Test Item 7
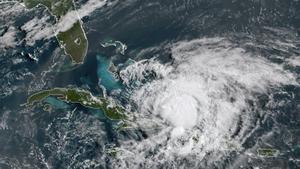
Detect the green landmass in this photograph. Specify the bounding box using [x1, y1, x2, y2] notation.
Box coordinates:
[57, 21, 88, 63]
[257, 148, 279, 157]
[22, 0, 88, 64]
[27, 88, 126, 120]
[22, 0, 74, 19]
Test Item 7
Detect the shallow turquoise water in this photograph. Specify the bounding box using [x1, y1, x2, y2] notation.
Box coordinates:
[96, 55, 122, 92]
[44, 97, 70, 109]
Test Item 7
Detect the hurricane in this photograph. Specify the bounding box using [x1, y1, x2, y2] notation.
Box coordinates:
[1, 0, 300, 168]
[114, 37, 298, 168]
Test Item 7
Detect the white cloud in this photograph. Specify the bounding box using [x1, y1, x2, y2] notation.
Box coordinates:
[18, 0, 108, 45]
[0, 26, 17, 48]
[56, 0, 107, 32]
[0, 2, 25, 49]
[0, 2, 24, 18]
[115, 38, 298, 168]
[287, 56, 300, 67]
[21, 16, 54, 46]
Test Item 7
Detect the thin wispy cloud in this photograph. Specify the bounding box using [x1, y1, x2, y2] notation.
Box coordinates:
[21, 16, 54, 46]
[57, 0, 107, 32]
[18, 0, 108, 45]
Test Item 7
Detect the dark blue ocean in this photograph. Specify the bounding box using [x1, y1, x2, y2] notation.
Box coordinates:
[0, 0, 300, 168]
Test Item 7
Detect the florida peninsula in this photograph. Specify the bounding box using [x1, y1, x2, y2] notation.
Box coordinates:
[22, 0, 88, 63]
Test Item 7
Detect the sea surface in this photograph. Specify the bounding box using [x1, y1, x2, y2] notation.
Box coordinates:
[0, 0, 300, 168]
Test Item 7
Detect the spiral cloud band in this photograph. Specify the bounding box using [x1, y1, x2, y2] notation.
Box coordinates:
[116, 37, 297, 168]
